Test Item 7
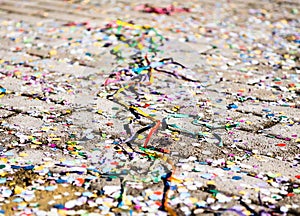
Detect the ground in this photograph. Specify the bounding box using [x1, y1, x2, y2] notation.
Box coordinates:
[0, 0, 299, 215]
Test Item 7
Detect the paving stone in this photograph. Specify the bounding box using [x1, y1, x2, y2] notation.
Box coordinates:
[6, 114, 43, 131]
[0, 4, 40, 15]
[0, 109, 14, 118]
[0, 12, 56, 24]
[208, 81, 283, 101]
[266, 123, 300, 141]
[221, 129, 299, 160]
[235, 100, 300, 121]
[0, 77, 41, 93]
[0, 50, 40, 63]
[27, 59, 101, 77]
[0, 94, 64, 113]
[44, 11, 91, 22]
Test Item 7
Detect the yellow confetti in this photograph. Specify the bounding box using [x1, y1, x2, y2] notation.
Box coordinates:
[19, 152, 28, 157]
[41, 127, 50, 132]
[32, 140, 42, 144]
[137, 42, 144, 50]
[34, 166, 44, 171]
[58, 210, 68, 215]
[0, 158, 7, 163]
[226, 161, 235, 166]
[254, 49, 262, 55]
[137, 134, 144, 140]
[14, 186, 25, 194]
[207, 181, 215, 185]
[171, 106, 180, 112]
[97, 109, 103, 114]
[113, 44, 122, 52]
[239, 190, 246, 195]
[49, 49, 57, 56]
[116, 20, 142, 30]
[245, 121, 252, 125]
[245, 210, 252, 216]
[189, 197, 198, 203]
[93, 41, 102, 46]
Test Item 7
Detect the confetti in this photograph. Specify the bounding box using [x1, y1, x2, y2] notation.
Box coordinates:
[0, 0, 298, 215]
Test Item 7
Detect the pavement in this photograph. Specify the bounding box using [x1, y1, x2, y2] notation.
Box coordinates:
[0, 0, 299, 215]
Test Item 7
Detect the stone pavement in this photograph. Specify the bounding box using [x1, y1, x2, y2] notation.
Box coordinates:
[0, 0, 299, 215]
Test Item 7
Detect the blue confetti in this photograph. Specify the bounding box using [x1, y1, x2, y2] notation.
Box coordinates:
[149, 194, 159, 200]
[56, 179, 68, 184]
[82, 191, 93, 197]
[227, 103, 238, 109]
[53, 204, 65, 209]
[0, 87, 6, 94]
[11, 165, 21, 169]
[201, 173, 214, 180]
[232, 176, 242, 180]
[23, 165, 35, 170]
[45, 186, 57, 191]
[12, 198, 24, 203]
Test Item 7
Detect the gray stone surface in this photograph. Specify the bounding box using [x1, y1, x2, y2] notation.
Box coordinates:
[0, 0, 299, 215]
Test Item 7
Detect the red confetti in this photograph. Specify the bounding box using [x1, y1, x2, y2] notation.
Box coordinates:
[295, 175, 300, 179]
[154, 191, 162, 195]
[276, 143, 286, 147]
[155, 201, 162, 206]
[289, 83, 295, 87]
[106, 122, 114, 126]
[135, 4, 190, 15]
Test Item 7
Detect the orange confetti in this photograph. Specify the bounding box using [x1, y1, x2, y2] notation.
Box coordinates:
[76, 178, 84, 185]
[67, 146, 74, 151]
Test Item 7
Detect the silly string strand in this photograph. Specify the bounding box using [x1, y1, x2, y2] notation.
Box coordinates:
[100, 20, 240, 215]
[100, 20, 165, 61]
